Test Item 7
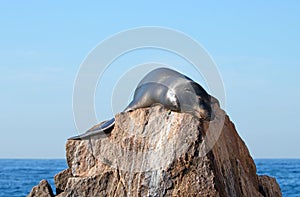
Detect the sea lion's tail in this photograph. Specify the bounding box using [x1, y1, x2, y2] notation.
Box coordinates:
[68, 118, 115, 140]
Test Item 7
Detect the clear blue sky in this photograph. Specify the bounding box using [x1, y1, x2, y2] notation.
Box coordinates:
[0, 1, 299, 158]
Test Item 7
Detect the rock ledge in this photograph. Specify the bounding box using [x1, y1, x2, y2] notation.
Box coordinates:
[28, 105, 282, 197]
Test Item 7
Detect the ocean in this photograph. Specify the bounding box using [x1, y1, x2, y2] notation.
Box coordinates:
[256, 159, 300, 197]
[0, 159, 67, 197]
[0, 159, 299, 197]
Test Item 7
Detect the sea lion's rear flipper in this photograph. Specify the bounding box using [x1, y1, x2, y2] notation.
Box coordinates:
[68, 118, 115, 140]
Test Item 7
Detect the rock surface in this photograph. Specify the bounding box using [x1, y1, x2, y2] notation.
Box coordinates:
[27, 179, 54, 197]
[54, 168, 72, 195]
[258, 175, 283, 197]
[28, 104, 282, 196]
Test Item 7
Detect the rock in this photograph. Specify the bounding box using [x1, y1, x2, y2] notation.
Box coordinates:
[54, 168, 72, 195]
[258, 175, 282, 197]
[28, 102, 282, 196]
[27, 179, 54, 197]
[60, 104, 281, 196]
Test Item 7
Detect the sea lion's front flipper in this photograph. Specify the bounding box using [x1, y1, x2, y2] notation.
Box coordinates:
[68, 118, 115, 140]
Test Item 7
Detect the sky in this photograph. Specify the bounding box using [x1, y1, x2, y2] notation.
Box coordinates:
[0, 1, 299, 159]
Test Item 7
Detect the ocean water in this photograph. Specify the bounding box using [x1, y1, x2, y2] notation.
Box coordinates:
[255, 159, 300, 197]
[0, 159, 67, 197]
[0, 159, 299, 197]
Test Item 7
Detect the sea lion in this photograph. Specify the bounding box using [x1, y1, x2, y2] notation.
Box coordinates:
[69, 67, 215, 140]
